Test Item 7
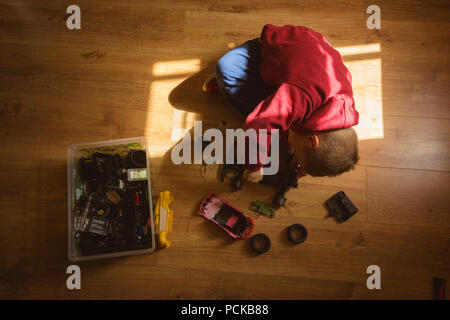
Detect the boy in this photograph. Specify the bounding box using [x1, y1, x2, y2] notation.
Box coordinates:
[204, 24, 360, 183]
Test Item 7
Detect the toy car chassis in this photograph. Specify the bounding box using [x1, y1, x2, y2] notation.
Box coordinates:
[200, 194, 254, 239]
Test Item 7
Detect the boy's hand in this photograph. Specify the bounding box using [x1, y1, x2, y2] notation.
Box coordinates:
[244, 168, 264, 183]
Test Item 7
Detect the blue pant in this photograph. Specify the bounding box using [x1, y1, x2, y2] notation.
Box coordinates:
[216, 39, 275, 116]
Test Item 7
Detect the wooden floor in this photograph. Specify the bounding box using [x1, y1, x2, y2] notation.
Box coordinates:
[0, 0, 449, 299]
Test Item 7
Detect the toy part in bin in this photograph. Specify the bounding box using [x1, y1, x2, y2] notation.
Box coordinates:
[154, 191, 174, 248]
[200, 194, 254, 240]
[127, 168, 148, 181]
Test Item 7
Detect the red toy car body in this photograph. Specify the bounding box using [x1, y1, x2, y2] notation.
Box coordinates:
[200, 194, 254, 239]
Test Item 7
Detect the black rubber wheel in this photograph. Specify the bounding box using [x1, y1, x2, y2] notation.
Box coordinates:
[130, 150, 147, 168]
[287, 224, 308, 244]
[250, 233, 271, 254]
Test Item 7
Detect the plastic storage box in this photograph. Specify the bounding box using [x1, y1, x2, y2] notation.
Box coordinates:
[67, 137, 156, 261]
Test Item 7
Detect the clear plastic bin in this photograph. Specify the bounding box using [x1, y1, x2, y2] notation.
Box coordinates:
[67, 137, 155, 261]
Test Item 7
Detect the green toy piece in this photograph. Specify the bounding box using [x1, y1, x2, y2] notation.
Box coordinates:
[249, 201, 276, 218]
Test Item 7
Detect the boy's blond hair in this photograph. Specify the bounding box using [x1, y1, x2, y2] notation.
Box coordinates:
[305, 127, 359, 177]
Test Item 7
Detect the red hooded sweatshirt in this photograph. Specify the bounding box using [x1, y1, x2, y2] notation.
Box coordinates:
[244, 24, 359, 171]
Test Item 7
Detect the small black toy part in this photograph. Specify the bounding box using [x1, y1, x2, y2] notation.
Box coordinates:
[221, 163, 245, 190]
[78, 232, 112, 254]
[273, 168, 299, 207]
[433, 278, 447, 300]
[326, 191, 358, 223]
[261, 148, 299, 208]
[250, 233, 271, 254]
[231, 174, 243, 190]
[78, 158, 97, 182]
[287, 223, 308, 244]
[78, 152, 119, 184]
[274, 193, 287, 207]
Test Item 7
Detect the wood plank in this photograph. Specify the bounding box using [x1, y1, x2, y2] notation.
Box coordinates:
[359, 116, 449, 171]
[1, 0, 449, 300]
[367, 167, 450, 227]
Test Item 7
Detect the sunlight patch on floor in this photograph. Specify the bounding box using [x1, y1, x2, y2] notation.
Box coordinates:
[152, 59, 202, 77]
[145, 44, 383, 152]
[339, 44, 383, 140]
[336, 43, 380, 56]
[145, 59, 202, 157]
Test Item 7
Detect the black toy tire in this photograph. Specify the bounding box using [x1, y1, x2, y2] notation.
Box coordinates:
[250, 233, 271, 254]
[287, 223, 308, 244]
[130, 150, 147, 168]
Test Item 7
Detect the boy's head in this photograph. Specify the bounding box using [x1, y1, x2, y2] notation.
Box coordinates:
[288, 127, 359, 177]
